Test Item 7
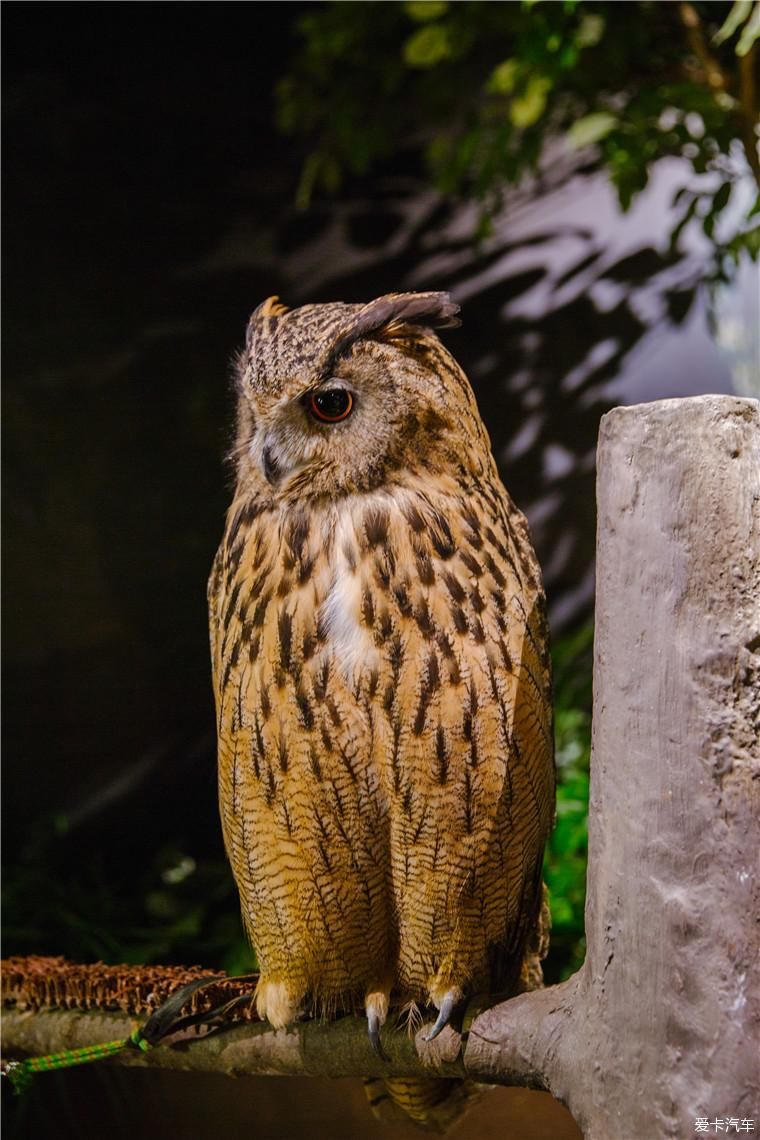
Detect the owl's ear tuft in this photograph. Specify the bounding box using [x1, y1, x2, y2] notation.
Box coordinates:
[246, 296, 291, 346]
[256, 296, 291, 320]
[360, 292, 460, 335]
[336, 292, 460, 357]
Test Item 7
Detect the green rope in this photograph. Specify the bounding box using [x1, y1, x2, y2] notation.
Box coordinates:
[4, 1030, 151, 1095]
[3, 973, 233, 1095]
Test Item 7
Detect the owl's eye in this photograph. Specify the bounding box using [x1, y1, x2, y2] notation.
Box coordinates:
[306, 388, 354, 424]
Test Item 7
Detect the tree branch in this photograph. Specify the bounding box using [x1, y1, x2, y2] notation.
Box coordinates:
[1, 1004, 469, 1082]
[738, 43, 760, 186]
[679, 0, 760, 185]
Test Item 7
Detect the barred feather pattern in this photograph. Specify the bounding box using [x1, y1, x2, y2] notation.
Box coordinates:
[209, 292, 554, 1040]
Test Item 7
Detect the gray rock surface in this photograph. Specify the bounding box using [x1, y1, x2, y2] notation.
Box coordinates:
[467, 395, 760, 1138]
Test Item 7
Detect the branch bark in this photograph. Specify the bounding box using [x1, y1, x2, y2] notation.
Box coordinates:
[678, 1, 760, 186]
[3, 396, 758, 1140]
[0, 1005, 467, 1080]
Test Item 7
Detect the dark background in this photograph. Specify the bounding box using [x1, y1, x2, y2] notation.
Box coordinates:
[4, 5, 300, 969]
[2, 4, 750, 1138]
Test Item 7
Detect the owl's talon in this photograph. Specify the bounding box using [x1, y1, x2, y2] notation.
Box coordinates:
[422, 991, 458, 1042]
[368, 1010, 390, 1062]
[139, 976, 226, 1045]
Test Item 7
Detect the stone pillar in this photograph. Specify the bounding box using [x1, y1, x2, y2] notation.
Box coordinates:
[466, 395, 760, 1139]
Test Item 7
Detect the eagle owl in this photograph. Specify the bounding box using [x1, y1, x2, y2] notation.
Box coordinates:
[209, 291, 554, 1060]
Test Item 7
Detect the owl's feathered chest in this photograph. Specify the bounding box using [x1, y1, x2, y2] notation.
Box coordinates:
[211, 493, 393, 693]
[210, 479, 547, 743]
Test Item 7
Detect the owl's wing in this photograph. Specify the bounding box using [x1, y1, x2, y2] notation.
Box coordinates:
[372, 486, 554, 998]
[207, 545, 224, 691]
[207, 502, 255, 707]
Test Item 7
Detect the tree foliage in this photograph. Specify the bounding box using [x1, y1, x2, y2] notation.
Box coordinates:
[278, 1, 759, 261]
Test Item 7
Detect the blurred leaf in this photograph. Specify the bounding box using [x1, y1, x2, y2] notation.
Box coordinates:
[510, 74, 552, 128]
[549, 895, 575, 926]
[713, 0, 753, 45]
[741, 222, 760, 257]
[737, 2, 760, 53]
[403, 23, 451, 67]
[489, 58, 521, 94]
[569, 111, 618, 149]
[559, 43, 579, 69]
[405, 0, 449, 22]
[575, 12, 605, 47]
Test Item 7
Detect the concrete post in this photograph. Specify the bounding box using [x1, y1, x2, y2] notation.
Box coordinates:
[466, 396, 760, 1138]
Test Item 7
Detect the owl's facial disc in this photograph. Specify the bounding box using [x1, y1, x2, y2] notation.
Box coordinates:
[241, 327, 461, 498]
[256, 380, 358, 486]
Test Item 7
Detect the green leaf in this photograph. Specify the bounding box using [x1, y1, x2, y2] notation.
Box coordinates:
[559, 44, 579, 70]
[568, 111, 618, 149]
[404, 0, 449, 22]
[713, 0, 753, 46]
[737, 2, 760, 54]
[403, 23, 451, 67]
[575, 12, 606, 48]
[510, 74, 552, 129]
[489, 59, 521, 94]
[742, 222, 760, 258]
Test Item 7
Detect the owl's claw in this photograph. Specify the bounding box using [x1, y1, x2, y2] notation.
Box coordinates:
[422, 990, 458, 1042]
[367, 1009, 390, 1062]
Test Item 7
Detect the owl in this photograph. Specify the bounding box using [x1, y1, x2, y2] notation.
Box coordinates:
[209, 291, 554, 1060]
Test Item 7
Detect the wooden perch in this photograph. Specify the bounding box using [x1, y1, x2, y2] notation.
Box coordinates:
[3, 396, 758, 1140]
[0, 1003, 469, 1081]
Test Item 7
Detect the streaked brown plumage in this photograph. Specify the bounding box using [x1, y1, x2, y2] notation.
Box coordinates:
[209, 292, 554, 1059]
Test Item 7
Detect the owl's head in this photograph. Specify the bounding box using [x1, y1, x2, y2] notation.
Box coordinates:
[232, 291, 489, 501]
